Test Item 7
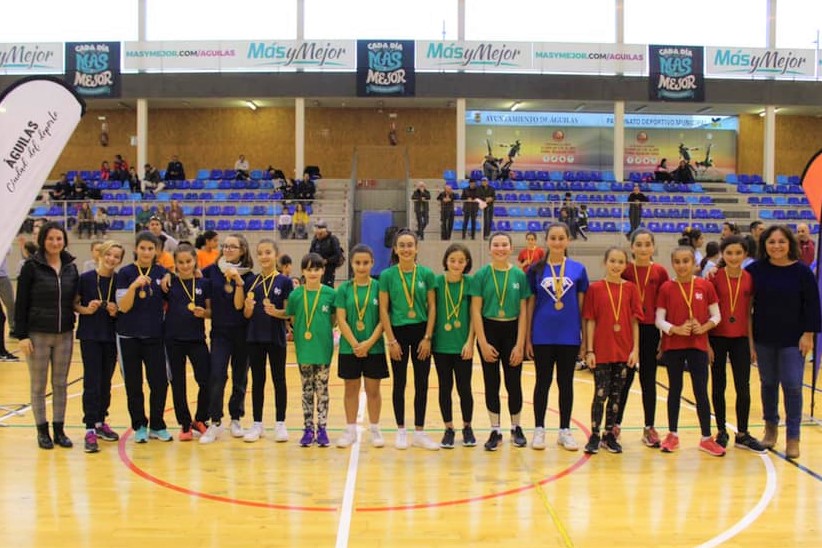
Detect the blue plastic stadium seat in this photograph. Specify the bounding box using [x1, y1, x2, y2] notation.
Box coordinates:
[191, 206, 203, 216]
[453, 219, 464, 232]
[512, 221, 527, 232]
[110, 220, 125, 231]
[196, 169, 210, 180]
[221, 206, 237, 216]
[603, 221, 618, 233]
[497, 220, 512, 232]
[214, 219, 230, 231]
[588, 221, 603, 233]
[527, 221, 542, 232]
[725, 174, 738, 184]
[549, 171, 563, 182]
[237, 205, 252, 216]
[206, 205, 221, 216]
[231, 220, 247, 231]
[250, 169, 264, 181]
[523, 170, 537, 181]
[262, 219, 275, 231]
[507, 207, 521, 217]
[248, 219, 263, 230]
[191, 180, 205, 190]
[647, 222, 661, 232]
[204, 220, 216, 230]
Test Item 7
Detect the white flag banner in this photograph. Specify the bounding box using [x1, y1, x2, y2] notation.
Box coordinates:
[0, 76, 85, 258]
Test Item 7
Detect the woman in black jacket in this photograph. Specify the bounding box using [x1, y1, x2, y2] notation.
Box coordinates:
[15, 222, 80, 449]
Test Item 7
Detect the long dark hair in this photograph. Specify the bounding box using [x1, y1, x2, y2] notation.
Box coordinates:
[700, 241, 720, 271]
[758, 224, 801, 262]
[529, 222, 569, 286]
[389, 228, 418, 265]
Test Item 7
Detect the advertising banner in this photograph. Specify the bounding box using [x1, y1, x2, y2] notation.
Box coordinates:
[706, 47, 816, 79]
[532, 42, 646, 74]
[0, 77, 85, 259]
[648, 45, 705, 102]
[0, 43, 63, 74]
[65, 42, 121, 97]
[417, 40, 532, 71]
[357, 40, 414, 96]
[124, 40, 355, 71]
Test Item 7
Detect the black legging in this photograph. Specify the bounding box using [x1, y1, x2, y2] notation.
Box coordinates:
[462, 207, 478, 239]
[80, 340, 117, 429]
[391, 322, 431, 428]
[167, 340, 210, 428]
[247, 343, 287, 422]
[616, 323, 660, 427]
[480, 318, 523, 420]
[532, 344, 578, 429]
[434, 353, 473, 424]
[709, 336, 752, 433]
[591, 362, 628, 434]
[663, 349, 711, 437]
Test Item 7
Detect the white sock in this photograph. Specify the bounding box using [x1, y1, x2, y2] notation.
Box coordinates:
[347, 424, 357, 434]
[492, 426, 502, 434]
[370, 423, 380, 432]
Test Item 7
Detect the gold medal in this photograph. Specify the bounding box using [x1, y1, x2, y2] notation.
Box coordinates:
[263, 298, 271, 306]
[352, 281, 373, 335]
[138, 290, 147, 299]
[729, 316, 736, 324]
[453, 320, 461, 329]
[548, 259, 567, 314]
[605, 280, 624, 334]
[498, 310, 505, 318]
[398, 265, 418, 319]
[304, 332, 313, 340]
[303, 287, 323, 341]
[554, 301, 564, 311]
[356, 320, 366, 331]
[408, 310, 416, 319]
[725, 270, 743, 326]
[613, 324, 621, 332]
[444, 323, 452, 332]
[187, 302, 196, 312]
[224, 283, 233, 293]
[100, 301, 108, 308]
[491, 266, 510, 319]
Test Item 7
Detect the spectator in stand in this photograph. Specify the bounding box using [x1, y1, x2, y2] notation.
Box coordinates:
[165, 155, 186, 181]
[309, 220, 342, 287]
[576, 204, 589, 241]
[654, 158, 672, 182]
[234, 154, 250, 181]
[293, 203, 310, 240]
[73, 174, 89, 201]
[627, 184, 649, 235]
[77, 202, 94, 239]
[93, 206, 108, 237]
[127, 166, 142, 194]
[477, 177, 496, 240]
[165, 200, 186, 238]
[278, 208, 293, 240]
[720, 222, 741, 240]
[100, 161, 111, 181]
[49, 174, 71, 202]
[296, 173, 316, 205]
[461, 178, 479, 240]
[147, 216, 178, 253]
[143, 163, 165, 194]
[195, 230, 220, 269]
[112, 154, 129, 181]
[436, 184, 456, 240]
[135, 204, 153, 232]
[797, 223, 815, 266]
[411, 181, 431, 240]
[671, 160, 695, 184]
[279, 178, 294, 203]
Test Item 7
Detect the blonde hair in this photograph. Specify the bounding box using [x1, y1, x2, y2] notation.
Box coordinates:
[97, 240, 125, 266]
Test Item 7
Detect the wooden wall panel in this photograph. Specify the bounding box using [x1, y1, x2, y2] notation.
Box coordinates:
[737, 114, 763, 176]
[775, 116, 822, 177]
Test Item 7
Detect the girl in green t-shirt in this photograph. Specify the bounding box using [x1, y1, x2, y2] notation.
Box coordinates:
[378, 230, 439, 451]
[471, 232, 532, 452]
[433, 243, 477, 449]
[335, 244, 389, 449]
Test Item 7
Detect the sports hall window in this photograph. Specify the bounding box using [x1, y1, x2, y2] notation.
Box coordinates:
[304, 0, 458, 40]
[145, 0, 297, 40]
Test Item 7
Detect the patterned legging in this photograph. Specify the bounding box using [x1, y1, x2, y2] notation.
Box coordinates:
[591, 363, 628, 435]
[299, 364, 331, 429]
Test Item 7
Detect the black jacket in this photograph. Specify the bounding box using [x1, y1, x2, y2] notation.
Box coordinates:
[310, 233, 341, 268]
[14, 250, 79, 338]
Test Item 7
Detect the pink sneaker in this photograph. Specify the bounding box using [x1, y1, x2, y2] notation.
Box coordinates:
[699, 437, 726, 457]
[642, 426, 661, 448]
[660, 432, 679, 453]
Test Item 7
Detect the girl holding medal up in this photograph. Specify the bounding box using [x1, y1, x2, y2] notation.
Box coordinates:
[75, 240, 124, 453]
[655, 246, 725, 456]
[517, 231, 545, 273]
[526, 223, 588, 451]
[165, 244, 212, 441]
[242, 239, 292, 443]
[379, 229, 439, 451]
[335, 245, 389, 449]
[116, 232, 171, 443]
[581, 248, 642, 454]
[284, 253, 337, 447]
[708, 236, 766, 453]
[473, 232, 532, 451]
[433, 243, 478, 448]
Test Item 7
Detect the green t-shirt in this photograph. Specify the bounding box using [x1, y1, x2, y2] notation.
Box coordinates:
[433, 274, 477, 354]
[285, 285, 337, 365]
[473, 264, 532, 319]
[378, 264, 436, 326]
[335, 279, 385, 356]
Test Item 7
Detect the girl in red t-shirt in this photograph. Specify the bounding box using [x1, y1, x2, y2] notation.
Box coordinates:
[517, 232, 545, 273]
[619, 228, 669, 448]
[582, 248, 642, 454]
[708, 236, 766, 453]
[655, 246, 725, 456]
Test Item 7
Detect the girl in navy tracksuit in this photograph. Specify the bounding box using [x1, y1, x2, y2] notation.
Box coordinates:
[116, 231, 170, 443]
[165, 243, 212, 441]
[75, 240, 125, 453]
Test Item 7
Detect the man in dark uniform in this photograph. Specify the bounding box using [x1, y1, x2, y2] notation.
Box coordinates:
[411, 181, 431, 240]
[309, 220, 342, 287]
[477, 177, 496, 239]
[461, 179, 480, 240]
[437, 184, 456, 240]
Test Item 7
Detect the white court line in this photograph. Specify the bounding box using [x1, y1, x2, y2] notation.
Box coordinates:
[335, 390, 366, 548]
[0, 381, 126, 424]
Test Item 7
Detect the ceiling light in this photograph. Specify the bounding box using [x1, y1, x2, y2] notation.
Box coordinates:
[245, 100, 258, 111]
[510, 101, 521, 112]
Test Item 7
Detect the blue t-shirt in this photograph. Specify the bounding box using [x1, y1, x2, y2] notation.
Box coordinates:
[528, 258, 589, 345]
[202, 264, 254, 330]
[164, 276, 211, 342]
[76, 270, 116, 342]
[246, 272, 293, 345]
[116, 263, 168, 339]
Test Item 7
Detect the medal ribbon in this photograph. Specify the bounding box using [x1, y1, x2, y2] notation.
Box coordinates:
[353, 281, 372, 324]
[491, 267, 510, 310]
[632, 262, 653, 304]
[725, 270, 742, 318]
[398, 264, 417, 312]
[96, 271, 114, 303]
[605, 280, 624, 326]
[303, 287, 322, 333]
[549, 259, 567, 305]
[676, 278, 695, 319]
[178, 275, 196, 307]
[135, 263, 153, 296]
[444, 278, 464, 322]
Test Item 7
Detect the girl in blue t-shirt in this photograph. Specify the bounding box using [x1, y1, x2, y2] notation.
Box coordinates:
[526, 222, 589, 451]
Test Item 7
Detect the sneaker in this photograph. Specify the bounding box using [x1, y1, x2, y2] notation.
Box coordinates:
[134, 426, 149, 444]
[274, 422, 289, 442]
[462, 426, 477, 447]
[316, 427, 330, 447]
[584, 433, 601, 454]
[84, 431, 99, 453]
[557, 428, 579, 451]
[734, 433, 767, 454]
[531, 427, 546, 450]
[371, 427, 385, 448]
[511, 426, 527, 448]
[642, 426, 661, 448]
[412, 431, 440, 451]
[440, 428, 456, 449]
[243, 423, 264, 443]
[484, 430, 503, 451]
[715, 430, 730, 449]
[179, 428, 194, 441]
[337, 429, 357, 448]
[660, 432, 680, 453]
[299, 427, 315, 447]
[229, 420, 245, 438]
[395, 428, 408, 450]
[95, 423, 119, 442]
[191, 421, 208, 436]
[199, 423, 222, 444]
[0, 352, 19, 362]
[149, 429, 173, 442]
[699, 437, 726, 457]
[602, 431, 623, 453]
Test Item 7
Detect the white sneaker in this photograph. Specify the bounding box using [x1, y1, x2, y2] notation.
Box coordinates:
[199, 423, 222, 445]
[370, 427, 385, 448]
[557, 428, 579, 451]
[395, 428, 408, 450]
[412, 431, 440, 451]
[336, 429, 357, 448]
[243, 422, 264, 443]
[532, 427, 546, 450]
[230, 420, 244, 438]
[274, 422, 289, 442]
